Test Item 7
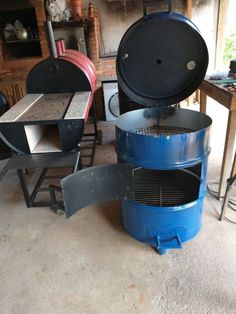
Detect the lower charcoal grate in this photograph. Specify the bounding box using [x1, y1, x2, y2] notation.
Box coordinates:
[133, 168, 200, 206]
[135, 125, 193, 136]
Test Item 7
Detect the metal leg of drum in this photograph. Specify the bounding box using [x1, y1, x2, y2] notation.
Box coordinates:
[79, 152, 83, 170]
[48, 185, 64, 215]
[17, 168, 49, 208]
[80, 99, 98, 167]
[90, 99, 98, 166]
[92, 99, 98, 141]
[220, 174, 236, 221]
[72, 151, 81, 173]
[30, 168, 49, 206]
[17, 169, 31, 208]
[89, 138, 96, 167]
[82, 99, 98, 140]
[158, 249, 167, 255]
[0, 164, 8, 181]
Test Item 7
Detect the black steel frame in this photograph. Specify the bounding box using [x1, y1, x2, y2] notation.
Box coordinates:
[4, 150, 81, 214]
[0, 98, 98, 213]
[80, 99, 98, 167]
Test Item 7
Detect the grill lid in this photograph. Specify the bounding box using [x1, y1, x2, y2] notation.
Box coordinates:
[116, 11, 208, 107]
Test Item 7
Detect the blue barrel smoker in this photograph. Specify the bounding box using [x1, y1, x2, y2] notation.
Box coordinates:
[116, 108, 212, 254]
[113, 4, 211, 254]
[61, 2, 212, 255]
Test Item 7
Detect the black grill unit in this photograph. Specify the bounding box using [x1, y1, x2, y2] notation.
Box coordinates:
[0, 22, 97, 212]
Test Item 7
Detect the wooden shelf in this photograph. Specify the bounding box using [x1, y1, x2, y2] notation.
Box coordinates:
[2, 39, 39, 44]
[51, 19, 93, 32]
[0, 0, 50, 107]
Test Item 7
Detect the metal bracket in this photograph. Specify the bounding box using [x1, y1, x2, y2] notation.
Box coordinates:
[143, 0, 173, 16]
[155, 229, 183, 254]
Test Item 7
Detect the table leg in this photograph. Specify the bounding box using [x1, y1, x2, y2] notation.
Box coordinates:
[218, 110, 236, 198]
[200, 90, 207, 113]
[230, 152, 236, 178]
[17, 169, 31, 207]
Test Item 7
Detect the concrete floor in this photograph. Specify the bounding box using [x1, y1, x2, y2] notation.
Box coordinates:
[0, 101, 236, 314]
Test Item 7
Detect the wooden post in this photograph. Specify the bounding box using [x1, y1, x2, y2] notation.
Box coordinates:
[200, 90, 207, 114]
[186, 0, 192, 19]
[215, 0, 229, 69]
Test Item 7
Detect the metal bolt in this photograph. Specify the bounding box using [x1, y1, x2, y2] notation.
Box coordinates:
[122, 53, 129, 60]
[187, 60, 196, 70]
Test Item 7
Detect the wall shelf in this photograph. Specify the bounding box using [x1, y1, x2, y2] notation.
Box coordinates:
[0, 6, 42, 61]
[0, 0, 50, 107]
[51, 19, 93, 31]
[2, 39, 39, 44]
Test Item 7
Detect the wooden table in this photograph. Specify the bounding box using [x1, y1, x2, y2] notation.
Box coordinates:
[199, 79, 236, 198]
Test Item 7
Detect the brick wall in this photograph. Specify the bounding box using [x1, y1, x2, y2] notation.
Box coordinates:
[87, 11, 116, 119]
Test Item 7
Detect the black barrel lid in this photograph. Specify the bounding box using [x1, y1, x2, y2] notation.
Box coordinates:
[116, 12, 208, 107]
[26, 57, 91, 94]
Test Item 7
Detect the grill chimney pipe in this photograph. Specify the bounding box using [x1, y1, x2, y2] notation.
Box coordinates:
[44, 21, 58, 58]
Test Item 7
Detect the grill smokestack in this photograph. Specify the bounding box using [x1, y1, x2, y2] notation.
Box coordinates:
[44, 21, 58, 59]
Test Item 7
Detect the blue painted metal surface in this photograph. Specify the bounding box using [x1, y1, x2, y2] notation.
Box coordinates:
[116, 108, 212, 169]
[116, 108, 212, 254]
[121, 159, 209, 255]
[121, 197, 203, 255]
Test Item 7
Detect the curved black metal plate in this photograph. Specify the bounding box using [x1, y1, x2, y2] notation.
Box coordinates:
[116, 12, 208, 107]
[61, 164, 135, 218]
[58, 120, 84, 152]
[26, 58, 91, 94]
[0, 123, 30, 154]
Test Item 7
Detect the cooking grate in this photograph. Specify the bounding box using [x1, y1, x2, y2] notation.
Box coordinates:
[133, 168, 200, 206]
[135, 125, 193, 136]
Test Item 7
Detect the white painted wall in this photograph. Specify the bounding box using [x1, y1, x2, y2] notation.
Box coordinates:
[192, 0, 219, 70]
[84, 0, 219, 68]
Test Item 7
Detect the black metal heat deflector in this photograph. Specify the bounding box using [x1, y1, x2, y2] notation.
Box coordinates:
[61, 164, 201, 218]
[62, 164, 135, 218]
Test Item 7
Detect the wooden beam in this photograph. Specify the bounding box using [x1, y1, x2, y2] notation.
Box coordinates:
[215, 0, 229, 69]
[186, 0, 192, 19]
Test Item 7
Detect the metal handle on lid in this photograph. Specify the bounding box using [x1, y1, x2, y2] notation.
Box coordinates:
[143, 0, 173, 16]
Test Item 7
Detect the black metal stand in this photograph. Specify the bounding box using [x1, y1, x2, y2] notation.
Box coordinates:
[220, 174, 236, 223]
[80, 99, 99, 167]
[1, 114, 98, 214]
[0, 162, 9, 180]
[220, 149, 236, 223]
[0, 97, 98, 213]
[3, 151, 81, 214]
